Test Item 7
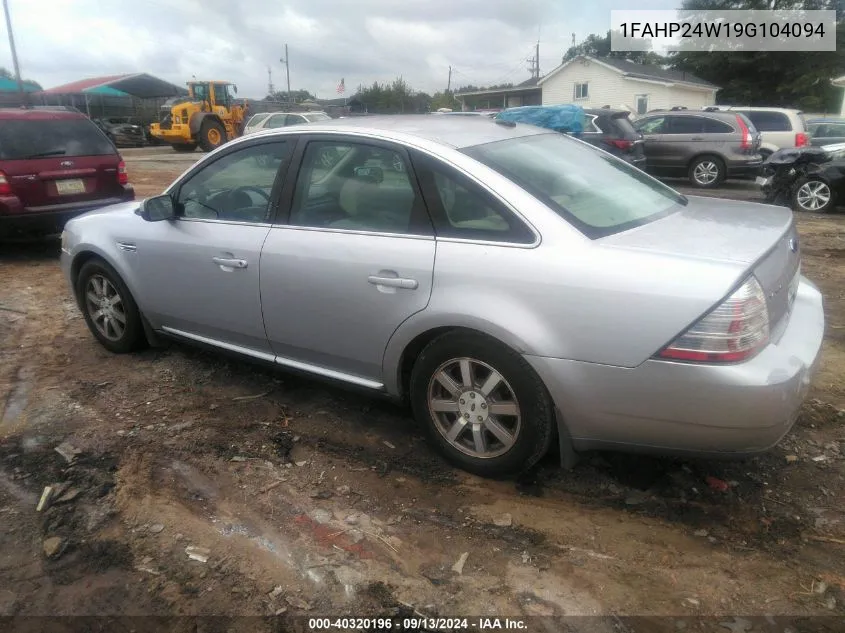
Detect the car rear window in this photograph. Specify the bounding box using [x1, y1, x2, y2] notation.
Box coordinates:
[303, 113, 331, 122]
[464, 133, 685, 239]
[737, 110, 791, 132]
[0, 118, 115, 160]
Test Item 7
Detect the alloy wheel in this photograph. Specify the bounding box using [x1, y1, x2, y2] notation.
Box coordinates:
[427, 357, 521, 459]
[796, 180, 831, 211]
[693, 160, 719, 186]
[85, 274, 127, 342]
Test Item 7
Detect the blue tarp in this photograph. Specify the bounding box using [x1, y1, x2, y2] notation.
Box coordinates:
[495, 104, 585, 135]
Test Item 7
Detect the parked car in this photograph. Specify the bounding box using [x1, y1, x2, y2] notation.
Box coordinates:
[242, 111, 332, 135]
[758, 144, 845, 213]
[806, 118, 845, 147]
[581, 108, 646, 169]
[716, 107, 810, 157]
[0, 108, 134, 238]
[93, 116, 147, 148]
[632, 110, 763, 187]
[60, 116, 823, 478]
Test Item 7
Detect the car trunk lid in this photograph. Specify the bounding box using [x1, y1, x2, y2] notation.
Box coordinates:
[3, 155, 124, 211]
[600, 195, 800, 336]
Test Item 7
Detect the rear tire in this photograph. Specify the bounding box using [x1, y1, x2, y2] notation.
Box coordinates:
[172, 143, 197, 153]
[199, 120, 227, 152]
[792, 177, 835, 213]
[688, 155, 725, 188]
[76, 259, 147, 354]
[409, 331, 555, 479]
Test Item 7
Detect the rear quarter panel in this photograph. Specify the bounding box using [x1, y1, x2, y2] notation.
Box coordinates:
[382, 230, 745, 396]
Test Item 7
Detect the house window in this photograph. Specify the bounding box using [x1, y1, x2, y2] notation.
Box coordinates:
[574, 82, 589, 100]
[636, 95, 649, 115]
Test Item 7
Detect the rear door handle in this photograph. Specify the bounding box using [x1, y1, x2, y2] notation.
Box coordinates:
[367, 275, 418, 290]
[691, 136, 705, 141]
[212, 256, 248, 269]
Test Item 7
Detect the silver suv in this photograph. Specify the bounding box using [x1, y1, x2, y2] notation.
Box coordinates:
[633, 110, 763, 187]
[717, 107, 810, 158]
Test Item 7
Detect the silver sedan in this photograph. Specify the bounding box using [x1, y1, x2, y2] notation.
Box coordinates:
[60, 116, 825, 477]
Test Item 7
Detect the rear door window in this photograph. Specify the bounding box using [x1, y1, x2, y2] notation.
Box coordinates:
[666, 116, 706, 134]
[0, 118, 115, 159]
[702, 118, 734, 133]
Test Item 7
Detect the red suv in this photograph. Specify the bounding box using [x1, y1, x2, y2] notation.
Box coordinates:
[0, 108, 134, 238]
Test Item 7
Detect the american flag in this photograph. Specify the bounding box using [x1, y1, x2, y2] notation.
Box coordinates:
[336, 78, 345, 94]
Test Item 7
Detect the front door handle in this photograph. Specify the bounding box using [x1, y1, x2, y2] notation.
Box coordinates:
[368, 275, 418, 290]
[691, 136, 704, 141]
[212, 256, 248, 269]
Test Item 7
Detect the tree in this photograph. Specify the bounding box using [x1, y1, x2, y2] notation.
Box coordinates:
[671, 0, 845, 110]
[563, 31, 666, 65]
[265, 89, 315, 102]
[354, 77, 431, 113]
[0, 66, 40, 89]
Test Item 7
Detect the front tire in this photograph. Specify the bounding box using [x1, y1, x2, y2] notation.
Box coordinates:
[792, 177, 835, 213]
[409, 331, 555, 478]
[689, 155, 725, 188]
[199, 120, 227, 152]
[76, 259, 146, 354]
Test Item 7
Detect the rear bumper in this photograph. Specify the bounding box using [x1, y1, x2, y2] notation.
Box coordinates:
[0, 187, 135, 235]
[526, 277, 825, 457]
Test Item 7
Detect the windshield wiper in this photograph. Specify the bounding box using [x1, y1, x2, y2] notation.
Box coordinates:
[25, 150, 67, 158]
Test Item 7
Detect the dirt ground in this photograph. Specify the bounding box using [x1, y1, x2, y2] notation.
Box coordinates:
[2, 152, 845, 629]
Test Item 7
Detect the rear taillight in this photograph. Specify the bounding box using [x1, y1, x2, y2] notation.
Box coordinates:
[0, 170, 11, 195]
[117, 159, 128, 185]
[736, 115, 751, 150]
[657, 276, 769, 363]
[795, 132, 809, 147]
[604, 139, 633, 150]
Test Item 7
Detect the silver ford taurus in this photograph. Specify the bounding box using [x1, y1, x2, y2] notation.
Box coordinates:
[60, 115, 825, 477]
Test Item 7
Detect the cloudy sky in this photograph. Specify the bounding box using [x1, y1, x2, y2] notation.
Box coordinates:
[3, 0, 678, 99]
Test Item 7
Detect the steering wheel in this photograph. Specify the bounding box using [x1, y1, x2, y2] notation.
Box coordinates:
[231, 185, 271, 203]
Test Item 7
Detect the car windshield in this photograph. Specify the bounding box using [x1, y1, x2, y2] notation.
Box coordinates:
[464, 133, 686, 238]
[303, 112, 331, 122]
[0, 118, 116, 159]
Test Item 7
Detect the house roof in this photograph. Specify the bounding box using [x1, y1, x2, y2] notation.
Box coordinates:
[538, 56, 719, 91]
[40, 73, 188, 98]
[454, 77, 542, 98]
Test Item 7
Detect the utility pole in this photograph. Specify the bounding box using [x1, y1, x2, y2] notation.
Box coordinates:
[267, 66, 274, 97]
[279, 44, 291, 105]
[2, 0, 26, 107]
[447, 65, 452, 93]
[535, 40, 540, 79]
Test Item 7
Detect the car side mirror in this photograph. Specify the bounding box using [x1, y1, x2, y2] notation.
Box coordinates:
[139, 194, 177, 222]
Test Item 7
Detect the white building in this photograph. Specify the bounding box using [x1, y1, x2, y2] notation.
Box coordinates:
[538, 55, 719, 115]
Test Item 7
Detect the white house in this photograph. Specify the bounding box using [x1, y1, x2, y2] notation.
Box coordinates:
[538, 55, 719, 115]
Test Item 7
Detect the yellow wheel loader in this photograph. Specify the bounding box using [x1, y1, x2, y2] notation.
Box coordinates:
[149, 81, 248, 153]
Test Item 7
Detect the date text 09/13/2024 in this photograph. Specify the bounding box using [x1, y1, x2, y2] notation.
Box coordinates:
[307, 618, 527, 630]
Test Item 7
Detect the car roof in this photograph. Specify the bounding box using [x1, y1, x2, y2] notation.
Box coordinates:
[250, 114, 549, 149]
[0, 108, 87, 120]
[725, 106, 803, 114]
[640, 109, 738, 121]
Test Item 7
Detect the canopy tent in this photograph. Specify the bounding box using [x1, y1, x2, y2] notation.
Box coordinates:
[40, 73, 188, 99]
[37, 73, 189, 120]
